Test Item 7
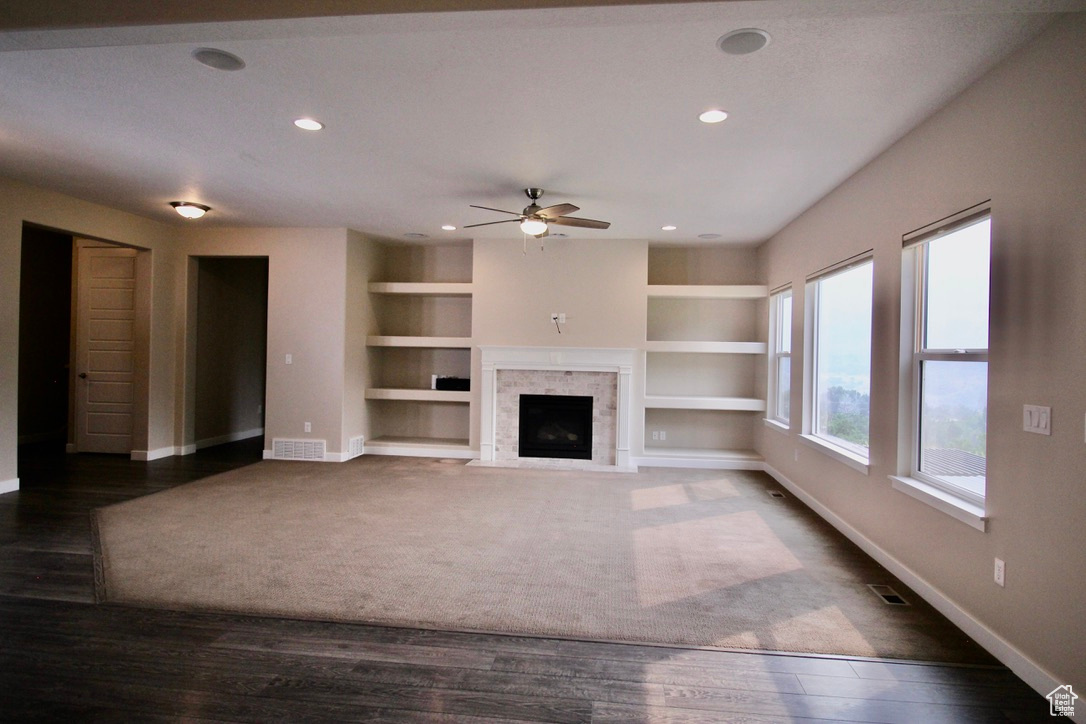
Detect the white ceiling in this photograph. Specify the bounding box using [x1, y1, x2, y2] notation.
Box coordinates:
[0, 1, 1078, 244]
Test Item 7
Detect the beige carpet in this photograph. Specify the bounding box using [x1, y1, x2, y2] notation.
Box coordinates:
[92, 456, 991, 662]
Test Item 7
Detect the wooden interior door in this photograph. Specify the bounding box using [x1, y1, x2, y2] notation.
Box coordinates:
[74, 243, 137, 454]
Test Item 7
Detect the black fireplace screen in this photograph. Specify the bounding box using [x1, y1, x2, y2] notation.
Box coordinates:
[518, 394, 593, 460]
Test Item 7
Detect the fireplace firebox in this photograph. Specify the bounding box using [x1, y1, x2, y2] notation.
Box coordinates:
[518, 394, 593, 460]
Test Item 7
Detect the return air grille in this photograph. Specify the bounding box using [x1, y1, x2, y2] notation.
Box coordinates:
[348, 436, 365, 460]
[867, 584, 910, 606]
[272, 438, 326, 461]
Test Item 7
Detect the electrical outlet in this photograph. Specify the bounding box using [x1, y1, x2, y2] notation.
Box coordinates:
[285, 353, 292, 365]
[659, 430, 666, 441]
[652, 431, 659, 441]
[304, 421, 311, 433]
[558, 313, 566, 323]
[994, 558, 1005, 587]
[257, 404, 263, 414]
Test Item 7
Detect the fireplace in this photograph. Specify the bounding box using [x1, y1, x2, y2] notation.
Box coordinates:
[479, 346, 637, 468]
[518, 394, 593, 460]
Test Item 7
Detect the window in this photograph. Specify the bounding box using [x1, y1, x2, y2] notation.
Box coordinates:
[804, 256, 873, 467]
[767, 287, 792, 426]
[904, 213, 990, 506]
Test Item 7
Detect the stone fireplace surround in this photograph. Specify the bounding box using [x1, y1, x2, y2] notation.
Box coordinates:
[479, 347, 636, 468]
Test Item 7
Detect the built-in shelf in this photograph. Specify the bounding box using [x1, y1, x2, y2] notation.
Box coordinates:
[366, 335, 472, 348]
[367, 282, 473, 296]
[644, 395, 766, 412]
[637, 447, 764, 470]
[644, 340, 766, 354]
[365, 435, 475, 459]
[647, 284, 767, 299]
[365, 388, 471, 403]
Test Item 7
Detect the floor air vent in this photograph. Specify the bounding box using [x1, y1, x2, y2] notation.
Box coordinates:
[767, 490, 786, 498]
[272, 438, 326, 461]
[867, 584, 910, 605]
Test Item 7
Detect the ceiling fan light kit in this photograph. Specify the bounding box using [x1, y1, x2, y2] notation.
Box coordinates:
[465, 188, 611, 244]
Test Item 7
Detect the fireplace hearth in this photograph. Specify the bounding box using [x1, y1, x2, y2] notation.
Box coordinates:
[518, 394, 593, 460]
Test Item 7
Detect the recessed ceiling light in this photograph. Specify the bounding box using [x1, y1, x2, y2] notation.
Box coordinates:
[404, 233, 429, 239]
[699, 109, 729, 124]
[293, 118, 324, 131]
[192, 48, 245, 71]
[717, 28, 771, 56]
[170, 201, 211, 219]
[662, 225, 677, 231]
[441, 225, 457, 231]
[698, 233, 723, 240]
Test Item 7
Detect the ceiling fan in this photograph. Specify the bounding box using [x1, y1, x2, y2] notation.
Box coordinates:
[465, 188, 611, 238]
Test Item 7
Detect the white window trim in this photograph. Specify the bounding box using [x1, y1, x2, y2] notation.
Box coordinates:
[802, 252, 873, 471]
[895, 203, 991, 528]
[767, 286, 792, 427]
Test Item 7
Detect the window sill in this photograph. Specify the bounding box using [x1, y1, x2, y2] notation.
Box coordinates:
[890, 476, 987, 532]
[763, 418, 790, 434]
[799, 434, 869, 474]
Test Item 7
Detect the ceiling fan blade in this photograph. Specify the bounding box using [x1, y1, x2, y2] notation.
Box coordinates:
[462, 219, 521, 228]
[469, 204, 520, 216]
[550, 216, 611, 230]
[537, 203, 579, 219]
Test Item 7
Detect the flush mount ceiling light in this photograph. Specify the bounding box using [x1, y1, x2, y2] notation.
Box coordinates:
[293, 118, 324, 131]
[192, 48, 245, 71]
[699, 109, 729, 124]
[717, 28, 771, 56]
[170, 201, 211, 219]
[441, 225, 457, 231]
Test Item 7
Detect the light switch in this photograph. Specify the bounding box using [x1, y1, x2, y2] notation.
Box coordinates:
[1023, 404, 1051, 435]
[285, 353, 293, 365]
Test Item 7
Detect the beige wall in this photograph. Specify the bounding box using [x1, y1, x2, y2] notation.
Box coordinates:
[0, 178, 183, 482]
[343, 230, 380, 452]
[177, 228, 354, 454]
[755, 14, 1086, 689]
[473, 238, 648, 348]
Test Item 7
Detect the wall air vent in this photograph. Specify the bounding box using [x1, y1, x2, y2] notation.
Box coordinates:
[867, 583, 910, 606]
[272, 438, 326, 461]
[348, 436, 365, 460]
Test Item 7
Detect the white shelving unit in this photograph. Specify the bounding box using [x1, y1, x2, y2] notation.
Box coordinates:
[640, 281, 767, 469]
[365, 249, 474, 458]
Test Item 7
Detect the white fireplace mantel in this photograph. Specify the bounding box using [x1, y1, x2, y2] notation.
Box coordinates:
[479, 346, 636, 467]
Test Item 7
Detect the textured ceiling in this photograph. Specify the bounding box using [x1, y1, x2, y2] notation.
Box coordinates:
[0, 1, 1079, 244]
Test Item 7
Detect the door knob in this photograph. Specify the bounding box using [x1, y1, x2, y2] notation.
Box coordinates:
[78, 372, 88, 379]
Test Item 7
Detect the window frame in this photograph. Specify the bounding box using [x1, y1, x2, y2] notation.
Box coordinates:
[801, 252, 874, 472]
[766, 286, 792, 429]
[903, 209, 991, 508]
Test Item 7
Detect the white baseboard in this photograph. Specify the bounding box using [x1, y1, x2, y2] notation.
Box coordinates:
[195, 428, 264, 451]
[130, 446, 177, 462]
[0, 477, 19, 495]
[763, 463, 1066, 703]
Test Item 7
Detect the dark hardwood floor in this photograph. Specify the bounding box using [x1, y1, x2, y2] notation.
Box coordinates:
[1, 440, 1049, 722]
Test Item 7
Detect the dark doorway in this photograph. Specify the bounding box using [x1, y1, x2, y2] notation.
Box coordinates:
[18, 226, 73, 447]
[194, 257, 269, 450]
[518, 394, 593, 460]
